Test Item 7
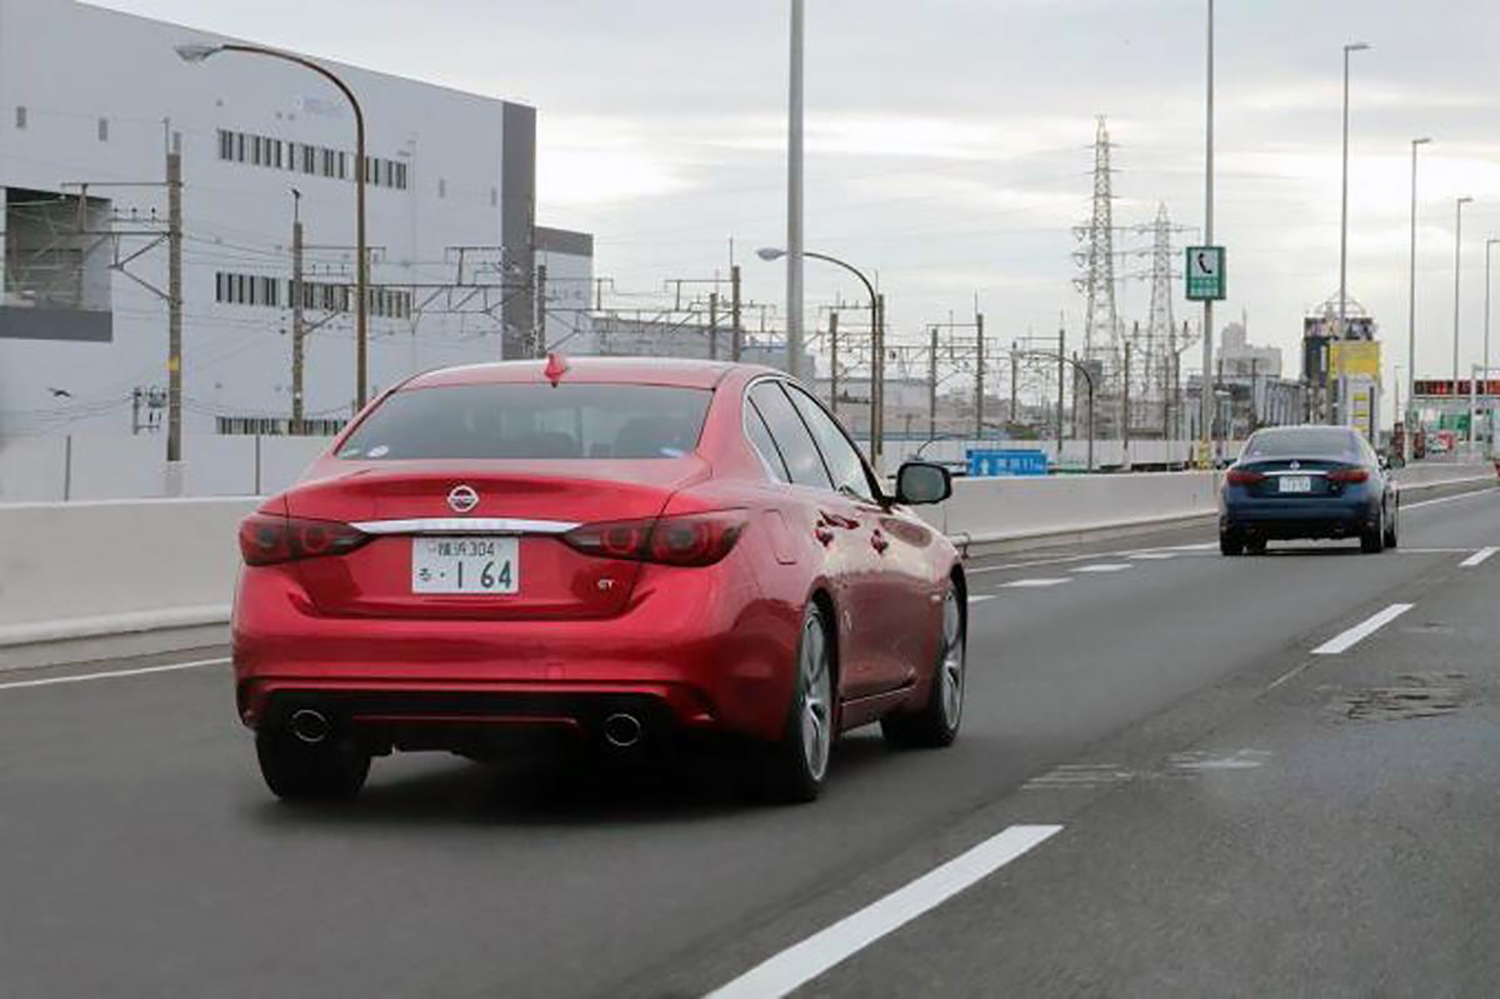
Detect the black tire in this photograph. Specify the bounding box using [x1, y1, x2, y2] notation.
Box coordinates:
[759, 603, 835, 804]
[1384, 504, 1399, 549]
[1360, 510, 1385, 554]
[1220, 529, 1244, 557]
[1245, 536, 1268, 556]
[256, 727, 371, 802]
[882, 583, 965, 749]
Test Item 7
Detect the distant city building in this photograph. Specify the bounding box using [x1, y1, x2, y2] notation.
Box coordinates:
[0, 0, 591, 437]
[1218, 320, 1282, 380]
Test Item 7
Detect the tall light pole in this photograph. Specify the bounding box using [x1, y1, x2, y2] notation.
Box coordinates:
[1338, 41, 1371, 347]
[1485, 238, 1499, 449]
[1453, 196, 1474, 400]
[176, 41, 371, 410]
[1200, 0, 1215, 464]
[784, 0, 805, 380]
[758, 247, 880, 465]
[1405, 137, 1431, 462]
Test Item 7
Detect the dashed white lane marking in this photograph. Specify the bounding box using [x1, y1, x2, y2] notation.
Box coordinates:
[1310, 603, 1415, 656]
[1072, 564, 1132, 574]
[0, 657, 230, 692]
[1129, 552, 1178, 561]
[706, 824, 1063, 999]
[969, 594, 998, 604]
[1460, 546, 1498, 568]
[1001, 578, 1072, 589]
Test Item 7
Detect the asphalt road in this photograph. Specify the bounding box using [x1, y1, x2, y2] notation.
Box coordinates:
[2, 481, 1498, 998]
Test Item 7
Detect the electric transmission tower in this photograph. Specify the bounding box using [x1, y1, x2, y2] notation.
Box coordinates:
[1074, 116, 1120, 356]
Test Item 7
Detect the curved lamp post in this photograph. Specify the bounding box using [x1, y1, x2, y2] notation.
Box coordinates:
[758, 247, 884, 468]
[176, 42, 371, 410]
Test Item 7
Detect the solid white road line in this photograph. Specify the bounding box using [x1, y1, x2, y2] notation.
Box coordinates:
[1001, 578, 1072, 589]
[0, 657, 230, 692]
[968, 594, 998, 604]
[706, 824, 1063, 999]
[1072, 564, 1132, 574]
[1129, 552, 1178, 561]
[1460, 546, 1498, 568]
[1310, 604, 1414, 656]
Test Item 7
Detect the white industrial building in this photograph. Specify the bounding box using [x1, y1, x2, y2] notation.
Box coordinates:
[0, 0, 592, 441]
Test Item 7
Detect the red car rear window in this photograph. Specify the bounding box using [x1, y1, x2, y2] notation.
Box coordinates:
[337, 384, 711, 460]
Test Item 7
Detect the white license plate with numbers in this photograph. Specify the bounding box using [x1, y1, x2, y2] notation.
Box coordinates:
[412, 536, 518, 594]
[1279, 476, 1313, 494]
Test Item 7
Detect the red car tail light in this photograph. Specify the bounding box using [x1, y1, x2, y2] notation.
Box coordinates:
[564, 511, 746, 567]
[1226, 468, 1265, 486]
[239, 513, 370, 566]
[1327, 467, 1369, 484]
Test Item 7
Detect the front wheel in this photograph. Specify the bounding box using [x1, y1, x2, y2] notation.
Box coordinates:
[759, 603, 835, 804]
[882, 584, 965, 749]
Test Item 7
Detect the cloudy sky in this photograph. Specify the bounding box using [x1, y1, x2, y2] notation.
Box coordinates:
[97, 0, 1500, 397]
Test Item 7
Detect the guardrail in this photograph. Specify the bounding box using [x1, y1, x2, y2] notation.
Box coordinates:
[1, 461, 1492, 670]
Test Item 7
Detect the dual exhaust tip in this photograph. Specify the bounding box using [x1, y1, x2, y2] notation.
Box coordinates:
[288, 707, 645, 750]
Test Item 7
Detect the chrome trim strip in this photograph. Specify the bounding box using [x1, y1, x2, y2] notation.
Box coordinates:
[350, 517, 581, 536]
[1261, 470, 1328, 477]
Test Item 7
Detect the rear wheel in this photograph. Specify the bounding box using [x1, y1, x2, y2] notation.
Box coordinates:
[1360, 509, 1386, 554]
[256, 727, 371, 802]
[1384, 503, 1399, 549]
[882, 585, 965, 749]
[1245, 536, 1268, 556]
[1220, 529, 1245, 557]
[760, 603, 834, 804]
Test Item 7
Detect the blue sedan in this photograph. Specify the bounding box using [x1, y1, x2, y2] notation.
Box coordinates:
[1220, 425, 1398, 556]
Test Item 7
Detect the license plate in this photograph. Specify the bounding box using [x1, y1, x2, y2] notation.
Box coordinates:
[412, 536, 518, 594]
[1279, 476, 1313, 494]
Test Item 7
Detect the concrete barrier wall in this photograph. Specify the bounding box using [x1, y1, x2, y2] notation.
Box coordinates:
[0, 460, 1491, 666]
[0, 498, 257, 640]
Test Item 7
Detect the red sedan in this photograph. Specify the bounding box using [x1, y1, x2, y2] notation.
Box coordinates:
[233, 357, 966, 803]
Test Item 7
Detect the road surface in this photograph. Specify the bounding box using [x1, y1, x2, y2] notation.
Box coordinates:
[2, 481, 1498, 997]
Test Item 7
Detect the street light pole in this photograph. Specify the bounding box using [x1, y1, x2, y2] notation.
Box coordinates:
[1338, 42, 1371, 350]
[785, 0, 805, 381]
[1406, 137, 1431, 462]
[1454, 196, 1474, 400]
[757, 247, 879, 464]
[176, 41, 371, 410]
[1200, 0, 1215, 465]
[1485, 238, 1499, 451]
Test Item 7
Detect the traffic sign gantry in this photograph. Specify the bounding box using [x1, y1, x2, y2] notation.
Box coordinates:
[1185, 246, 1226, 301]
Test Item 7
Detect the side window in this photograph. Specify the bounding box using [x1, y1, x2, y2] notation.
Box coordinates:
[744, 403, 791, 483]
[749, 382, 832, 490]
[786, 385, 877, 503]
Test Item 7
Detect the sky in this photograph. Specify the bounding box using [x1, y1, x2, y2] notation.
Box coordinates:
[95, 0, 1500, 402]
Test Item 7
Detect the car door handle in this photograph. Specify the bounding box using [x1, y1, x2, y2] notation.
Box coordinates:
[871, 532, 890, 554]
[815, 527, 836, 546]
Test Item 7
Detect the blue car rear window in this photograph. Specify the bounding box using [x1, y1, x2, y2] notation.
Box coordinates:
[1245, 429, 1357, 458]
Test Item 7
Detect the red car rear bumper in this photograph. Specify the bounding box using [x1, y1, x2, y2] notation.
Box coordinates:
[232, 559, 800, 745]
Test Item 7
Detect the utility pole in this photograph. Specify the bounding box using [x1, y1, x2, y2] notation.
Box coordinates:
[535, 263, 548, 357]
[929, 325, 939, 441]
[871, 293, 885, 470]
[708, 291, 719, 360]
[291, 189, 305, 433]
[731, 264, 743, 361]
[166, 132, 183, 464]
[828, 310, 839, 414]
[1123, 338, 1133, 455]
[1009, 347, 1019, 430]
[974, 312, 986, 439]
[1057, 327, 1067, 460]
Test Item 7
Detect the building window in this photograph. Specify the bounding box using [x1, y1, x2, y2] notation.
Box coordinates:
[302, 144, 315, 174]
[97, 117, 109, 142]
[236, 133, 245, 162]
[337, 151, 347, 180]
[15, 106, 26, 130]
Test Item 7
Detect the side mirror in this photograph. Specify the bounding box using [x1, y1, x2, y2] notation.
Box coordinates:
[1377, 453, 1393, 472]
[895, 461, 952, 505]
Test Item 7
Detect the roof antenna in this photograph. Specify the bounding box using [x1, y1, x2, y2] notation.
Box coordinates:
[543, 351, 569, 386]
